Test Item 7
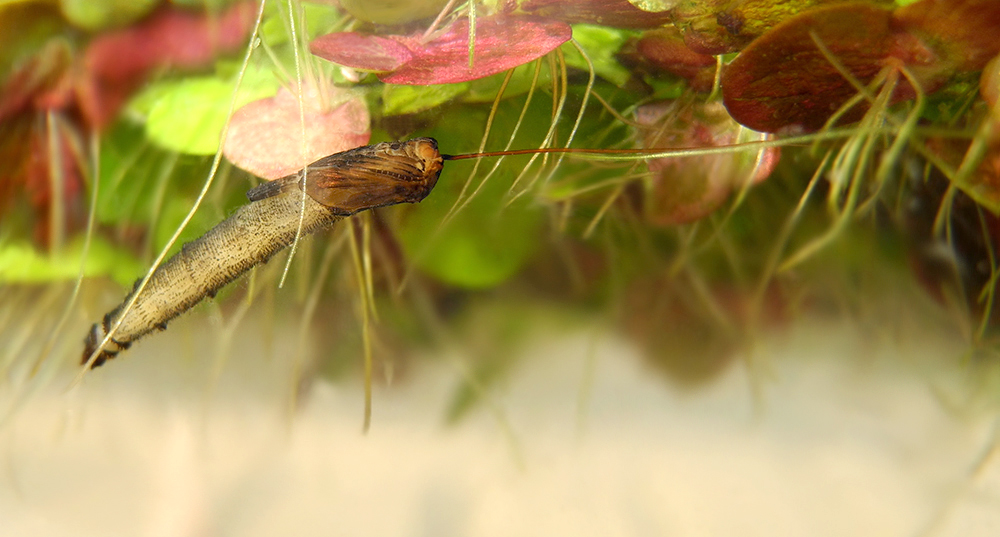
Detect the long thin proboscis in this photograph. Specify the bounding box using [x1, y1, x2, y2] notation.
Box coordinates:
[440, 128, 910, 162]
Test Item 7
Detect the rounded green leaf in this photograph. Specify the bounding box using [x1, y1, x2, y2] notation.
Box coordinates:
[260, 1, 343, 45]
[382, 83, 469, 116]
[0, 236, 143, 286]
[145, 77, 233, 155]
[144, 76, 274, 156]
[560, 24, 632, 87]
[397, 167, 543, 288]
[60, 0, 159, 30]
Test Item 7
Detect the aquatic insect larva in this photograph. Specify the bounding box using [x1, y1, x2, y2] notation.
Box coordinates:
[82, 133, 757, 367]
[82, 138, 444, 367]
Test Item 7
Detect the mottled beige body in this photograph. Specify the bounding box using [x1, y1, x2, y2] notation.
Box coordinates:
[85, 191, 339, 366]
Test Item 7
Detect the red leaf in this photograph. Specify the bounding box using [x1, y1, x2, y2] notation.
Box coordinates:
[636, 28, 716, 92]
[223, 85, 370, 180]
[894, 0, 1000, 74]
[311, 14, 572, 85]
[721, 3, 898, 133]
[721, 1, 1000, 133]
[0, 41, 72, 124]
[85, 2, 255, 81]
[23, 124, 86, 246]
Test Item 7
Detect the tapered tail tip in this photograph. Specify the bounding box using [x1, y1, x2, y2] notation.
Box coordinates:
[82, 323, 114, 368]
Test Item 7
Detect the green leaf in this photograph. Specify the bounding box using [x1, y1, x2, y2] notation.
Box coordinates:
[560, 25, 633, 87]
[464, 61, 553, 103]
[170, 0, 239, 9]
[95, 121, 162, 226]
[382, 83, 469, 115]
[0, 236, 144, 286]
[646, 76, 688, 100]
[144, 77, 232, 155]
[260, 1, 344, 45]
[143, 75, 275, 156]
[398, 171, 543, 288]
[59, 0, 159, 30]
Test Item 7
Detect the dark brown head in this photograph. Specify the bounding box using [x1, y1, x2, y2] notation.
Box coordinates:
[303, 137, 444, 216]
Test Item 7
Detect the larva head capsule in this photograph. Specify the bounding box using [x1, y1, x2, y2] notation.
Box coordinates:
[387, 137, 444, 204]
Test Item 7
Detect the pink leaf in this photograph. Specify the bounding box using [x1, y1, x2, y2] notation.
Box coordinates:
[310, 14, 572, 85]
[637, 100, 778, 225]
[223, 85, 370, 180]
[309, 32, 413, 73]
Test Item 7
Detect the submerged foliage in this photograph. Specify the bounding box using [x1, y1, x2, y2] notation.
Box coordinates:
[2, 0, 1000, 409]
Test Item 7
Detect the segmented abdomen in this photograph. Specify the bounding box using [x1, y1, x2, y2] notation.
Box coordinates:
[83, 191, 339, 367]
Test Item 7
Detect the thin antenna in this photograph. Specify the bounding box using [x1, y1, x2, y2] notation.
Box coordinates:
[441, 147, 652, 161]
[442, 131, 861, 163]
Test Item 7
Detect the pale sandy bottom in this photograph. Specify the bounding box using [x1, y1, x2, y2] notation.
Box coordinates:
[1, 312, 998, 537]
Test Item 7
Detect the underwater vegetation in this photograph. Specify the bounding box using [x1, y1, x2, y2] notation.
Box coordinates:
[1, 0, 1000, 424]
